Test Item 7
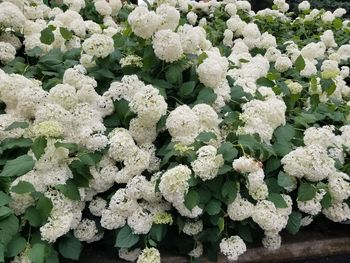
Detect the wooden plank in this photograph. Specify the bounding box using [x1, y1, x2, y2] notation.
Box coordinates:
[74, 228, 350, 263]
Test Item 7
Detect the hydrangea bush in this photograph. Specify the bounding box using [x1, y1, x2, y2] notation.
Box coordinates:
[0, 0, 350, 262]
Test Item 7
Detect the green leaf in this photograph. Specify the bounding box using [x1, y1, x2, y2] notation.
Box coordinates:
[59, 27, 73, 40]
[217, 217, 225, 233]
[286, 211, 302, 235]
[321, 191, 332, 209]
[149, 224, 166, 242]
[320, 79, 336, 96]
[0, 191, 10, 206]
[205, 199, 221, 215]
[0, 206, 12, 220]
[54, 142, 78, 152]
[165, 65, 182, 84]
[221, 181, 237, 204]
[297, 182, 317, 201]
[36, 196, 53, 223]
[115, 225, 140, 248]
[0, 138, 32, 154]
[29, 243, 46, 263]
[58, 236, 83, 260]
[4, 122, 29, 131]
[179, 81, 196, 97]
[196, 87, 217, 103]
[268, 193, 288, 208]
[0, 215, 19, 245]
[274, 124, 295, 142]
[294, 113, 318, 127]
[256, 77, 275, 87]
[184, 190, 200, 210]
[0, 243, 4, 263]
[0, 155, 35, 177]
[24, 207, 42, 227]
[32, 137, 47, 160]
[333, 18, 343, 30]
[265, 158, 281, 174]
[45, 249, 59, 263]
[196, 132, 217, 143]
[197, 52, 208, 64]
[198, 188, 212, 204]
[277, 172, 295, 188]
[11, 181, 36, 194]
[5, 235, 26, 257]
[217, 142, 238, 162]
[55, 180, 80, 201]
[295, 55, 305, 71]
[237, 224, 253, 243]
[40, 27, 55, 45]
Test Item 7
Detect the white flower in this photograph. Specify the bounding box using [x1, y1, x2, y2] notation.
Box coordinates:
[120, 55, 143, 68]
[94, 0, 112, 16]
[74, 219, 98, 242]
[238, 97, 286, 144]
[129, 85, 167, 123]
[82, 33, 114, 58]
[223, 29, 233, 47]
[166, 105, 200, 145]
[183, 220, 203, 236]
[220, 236, 247, 261]
[0, 2, 26, 31]
[321, 30, 337, 48]
[323, 202, 350, 222]
[108, 0, 122, 13]
[119, 248, 141, 262]
[303, 126, 336, 149]
[186, 11, 197, 26]
[89, 197, 107, 217]
[252, 200, 288, 236]
[128, 6, 160, 39]
[337, 44, 350, 61]
[191, 145, 224, 181]
[334, 8, 347, 18]
[0, 42, 16, 64]
[232, 156, 261, 174]
[188, 242, 203, 258]
[156, 4, 180, 31]
[262, 234, 281, 250]
[281, 145, 336, 182]
[153, 30, 183, 63]
[275, 56, 292, 72]
[225, 3, 237, 16]
[298, 1, 310, 11]
[285, 80, 303, 94]
[137, 248, 161, 263]
[197, 52, 228, 88]
[127, 206, 153, 234]
[297, 190, 326, 216]
[236, 1, 251, 11]
[328, 172, 350, 203]
[321, 11, 335, 23]
[227, 194, 254, 221]
[158, 165, 192, 205]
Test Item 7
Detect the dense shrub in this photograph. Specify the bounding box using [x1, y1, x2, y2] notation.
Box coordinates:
[0, 0, 350, 263]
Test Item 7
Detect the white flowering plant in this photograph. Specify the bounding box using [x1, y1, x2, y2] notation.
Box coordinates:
[0, 0, 350, 262]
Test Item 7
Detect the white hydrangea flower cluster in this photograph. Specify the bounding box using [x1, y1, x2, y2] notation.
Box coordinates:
[191, 145, 224, 181]
[137, 247, 161, 263]
[166, 104, 221, 145]
[281, 145, 336, 182]
[237, 94, 287, 144]
[219, 236, 247, 261]
[197, 51, 229, 89]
